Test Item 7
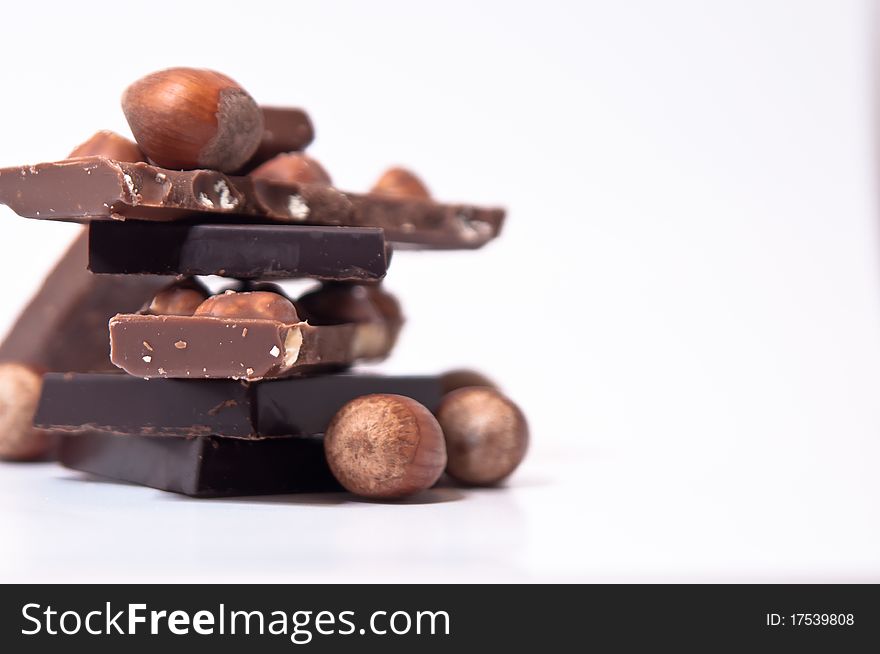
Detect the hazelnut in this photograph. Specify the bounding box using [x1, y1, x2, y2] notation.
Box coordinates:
[195, 291, 299, 322]
[0, 364, 54, 461]
[68, 130, 145, 162]
[440, 369, 496, 395]
[363, 284, 403, 326]
[297, 283, 399, 358]
[121, 67, 264, 172]
[146, 279, 209, 316]
[324, 394, 447, 499]
[371, 167, 431, 200]
[250, 153, 332, 185]
[297, 283, 383, 325]
[435, 387, 528, 486]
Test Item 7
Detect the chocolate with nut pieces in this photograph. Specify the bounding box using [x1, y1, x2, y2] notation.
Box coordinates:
[0, 157, 504, 248]
[109, 288, 398, 380]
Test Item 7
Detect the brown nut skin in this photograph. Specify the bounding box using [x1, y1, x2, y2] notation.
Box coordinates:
[371, 167, 431, 200]
[435, 387, 528, 486]
[195, 291, 299, 322]
[324, 394, 447, 499]
[146, 279, 209, 316]
[122, 67, 264, 172]
[68, 130, 145, 162]
[297, 283, 384, 325]
[0, 364, 54, 461]
[297, 283, 400, 358]
[440, 369, 496, 395]
[250, 153, 332, 185]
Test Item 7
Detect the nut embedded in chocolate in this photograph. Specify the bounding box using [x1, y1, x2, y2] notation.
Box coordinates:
[371, 167, 431, 200]
[122, 67, 264, 172]
[297, 283, 402, 359]
[68, 130, 145, 162]
[146, 279, 209, 316]
[324, 394, 447, 499]
[0, 363, 54, 461]
[194, 291, 299, 323]
[297, 283, 383, 325]
[435, 387, 528, 486]
[250, 153, 332, 185]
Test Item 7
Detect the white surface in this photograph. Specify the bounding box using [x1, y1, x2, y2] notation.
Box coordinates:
[3, 0, 880, 582]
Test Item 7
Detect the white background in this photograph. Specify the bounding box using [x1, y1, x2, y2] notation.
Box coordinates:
[1, 0, 879, 582]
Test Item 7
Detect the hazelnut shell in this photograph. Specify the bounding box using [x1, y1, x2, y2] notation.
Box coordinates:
[324, 394, 447, 499]
[435, 387, 528, 486]
[122, 67, 264, 172]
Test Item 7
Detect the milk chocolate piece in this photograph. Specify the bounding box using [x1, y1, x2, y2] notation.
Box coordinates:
[35, 372, 443, 438]
[60, 432, 340, 497]
[109, 313, 359, 380]
[0, 157, 352, 223]
[88, 222, 389, 281]
[245, 107, 315, 169]
[0, 230, 169, 372]
[0, 158, 504, 248]
[346, 193, 504, 248]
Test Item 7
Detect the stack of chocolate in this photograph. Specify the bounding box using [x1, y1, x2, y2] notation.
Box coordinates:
[0, 68, 528, 500]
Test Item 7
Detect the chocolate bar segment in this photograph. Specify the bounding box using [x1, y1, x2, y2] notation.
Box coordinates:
[88, 222, 389, 281]
[0, 158, 504, 249]
[346, 193, 504, 248]
[109, 313, 359, 380]
[245, 107, 315, 169]
[0, 230, 169, 372]
[35, 372, 443, 438]
[0, 157, 352, 223]
[60, 432, 341, 497]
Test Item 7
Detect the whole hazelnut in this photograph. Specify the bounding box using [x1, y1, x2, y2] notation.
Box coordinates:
[121, 67, 264, 172]
[146, 279, 209, 316]
[0, 363, 54, 461]
[371, 167, 431, 200]
[440, 369, 496, 395]
[250, 153, 331, 185]
[435, 387, 528, 486]
[68, 130, 145, 162]
[324, 394, 447, 499]
[297, 283, 383, 325]
[195, 291, 299, 322]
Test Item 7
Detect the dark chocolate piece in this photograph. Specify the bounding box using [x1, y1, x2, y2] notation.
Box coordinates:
[245, 107, 315, 170]
[88, 222, 389, 281]
[60, 432, 340, 497]
[0, 158, 504, 249]
[0, 230, 169, 372]
[35, 372, 443, 438]
[109, 313, 360, 380]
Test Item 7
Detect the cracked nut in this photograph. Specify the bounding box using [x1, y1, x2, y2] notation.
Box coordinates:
[435, 387, 528, 486]
[195, 291, 299, 322]
[68, 130, 145, 162]
[0, 363, 54, 461]
[122, 67, 264, 172]
[250, 152, 332, 185]
[371, 167, 431, 200]
[324, 394, 447, 499]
